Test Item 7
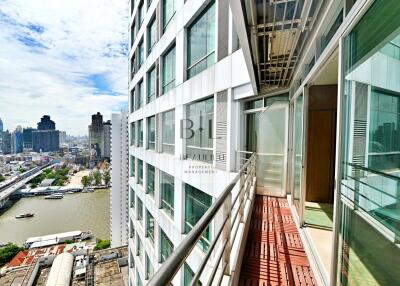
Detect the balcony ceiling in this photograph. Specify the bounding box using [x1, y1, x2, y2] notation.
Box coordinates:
[245, 0, 322, 93]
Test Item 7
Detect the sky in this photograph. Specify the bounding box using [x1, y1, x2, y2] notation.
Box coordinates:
[0, 0, 129, 135]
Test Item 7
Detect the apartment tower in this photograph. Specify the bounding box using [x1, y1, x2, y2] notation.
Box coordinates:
[111, 112, 129, 247]
[128, 0, 400, 285]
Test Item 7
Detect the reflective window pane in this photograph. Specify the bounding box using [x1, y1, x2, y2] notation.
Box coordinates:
[162, 109, 175, 154]
[147, 116, 155, 150]
[161, 171, 174, 218]
[184, 184, 212, 251]
[338, 0, 400, 284]
[187, 2, 215, 78]
[146, 164, 155, 197]
[160, 229, 173, 263]
[162, 0, 175, 30]
[162, 45, 176, 94]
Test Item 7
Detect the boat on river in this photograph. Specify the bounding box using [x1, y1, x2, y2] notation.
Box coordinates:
[15, 213, 34, 219]
[24, 230, 94, 248]
[44, 193, 64, 199]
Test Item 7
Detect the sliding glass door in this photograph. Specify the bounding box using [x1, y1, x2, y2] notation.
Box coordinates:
[246, 100, 288, 197]
[336, 0, 400, 284]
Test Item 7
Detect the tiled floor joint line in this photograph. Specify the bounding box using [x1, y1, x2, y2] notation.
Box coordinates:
[239, 196, 317, 286]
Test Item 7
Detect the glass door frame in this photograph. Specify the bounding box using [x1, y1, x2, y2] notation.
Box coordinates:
[288, 86, 309, 226]
[243, 100, 289, 197]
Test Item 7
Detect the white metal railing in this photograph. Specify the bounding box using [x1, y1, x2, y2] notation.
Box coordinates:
[147, 153, 256, 286]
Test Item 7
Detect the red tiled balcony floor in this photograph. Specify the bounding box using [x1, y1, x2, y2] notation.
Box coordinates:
[239, 196, 317, 286]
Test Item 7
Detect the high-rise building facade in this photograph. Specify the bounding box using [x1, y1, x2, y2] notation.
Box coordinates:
[88, 112, 111, 164]
[23, 127, 35, 150]
[0, 117, 3, 133]
[128, 0, 249, 284]
[1, 130, 11, 155]
[32, 115, 60, 152]
[37, 115, 56, 130]
[11, 126, 23, 154]
[111, 112, 129, 247]
[103, 121, 112, 160]
[59, 131, 67, 146]
[128, 0, 400, 285]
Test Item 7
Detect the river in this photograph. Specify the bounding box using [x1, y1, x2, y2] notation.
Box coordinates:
[0, 189, 110, 246]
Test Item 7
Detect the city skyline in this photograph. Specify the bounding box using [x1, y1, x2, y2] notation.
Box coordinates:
[0, 0, 129, 135]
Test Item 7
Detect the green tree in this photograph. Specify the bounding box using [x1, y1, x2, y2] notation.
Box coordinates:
[103, 171, 111, 187]
[18, 167, 27, 173]
[93, 170, 102, 186]
[0, 174, 5, 183]
[0, 243, 23, 265]
[94, 239, 110, 251]
[88, 175, 94, 186]
[81, 176, 90, 187]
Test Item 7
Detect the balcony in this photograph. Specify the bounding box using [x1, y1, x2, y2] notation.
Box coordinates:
[147, 153, 316, 286]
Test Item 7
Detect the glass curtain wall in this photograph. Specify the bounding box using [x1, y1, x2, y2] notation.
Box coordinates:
[146, 164, 155, 197]
[137, 197, 143, 223]
[130, 156, 135, 177]
[138, 159, 143, 185]
[337, 0, 400, 284]
[162, 0, 175, 30]
[138, 41, 144, 67]
[137, 236, 144, 263]
[138, 2, 144, 25]
[160, 229, 174, 263]
[146, 254, 154, 280]
[138, 120, 143, 146]
[162, 109, 175, 154]
[130, 122, 136, 146]
[184, 184, 212, 251]
[184, 263, 201, 286]
[147, 68, 156, 103]
[146, 211, 154, 244]
[161, 171, 174, 217]
[137, 81, 144, 109]
[185, 97, 214, 163]
[162, 45, 176, 94]
[148, 17, 157, 53]
[187, 2, 215, 78]
[147, 116, 156, 150]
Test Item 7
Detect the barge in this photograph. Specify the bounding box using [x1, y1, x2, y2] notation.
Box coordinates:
[24, 230, 93, 249]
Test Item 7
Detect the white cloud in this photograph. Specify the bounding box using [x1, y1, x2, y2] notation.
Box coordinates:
[0, 0, 129, 135]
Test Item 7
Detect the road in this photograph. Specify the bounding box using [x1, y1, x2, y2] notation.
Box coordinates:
[0, 165, 53, 207]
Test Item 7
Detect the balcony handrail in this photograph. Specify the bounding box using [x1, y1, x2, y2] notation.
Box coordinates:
[147, 153, 256, 286]
[345, 162, 400, 181]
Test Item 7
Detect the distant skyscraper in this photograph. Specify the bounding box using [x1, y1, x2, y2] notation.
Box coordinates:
[11, 126, 23, 154]
[0, 118, 3, 153]
[37, 115, 56, 130]
[1, 130, 11, 155]
[23, 127, 35, 150]
[110, 112, 128, 247]
[59, 131, 67, 146]
[32, 115, 59, 152]
[103, 120, 111, 159]
[32, 130, 60, 152]
[88, 112, 111, 164]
